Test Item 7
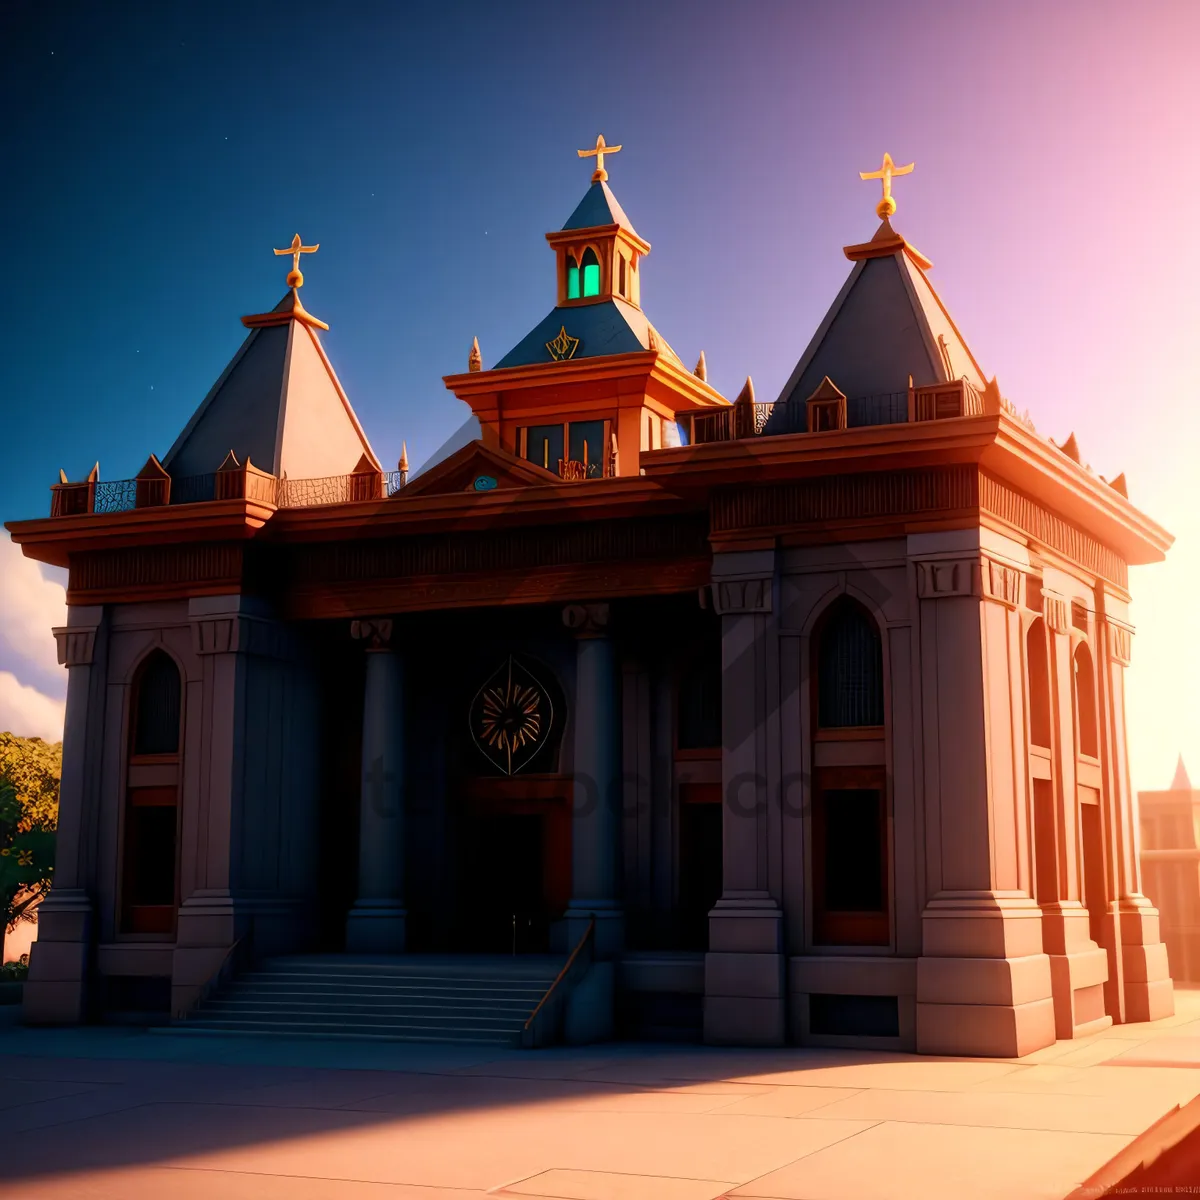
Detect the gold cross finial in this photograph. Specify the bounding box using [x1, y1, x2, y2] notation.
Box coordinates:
[578, 134, 622, 183]
[273, 233, 319, 288]
[859, 153, 915, 219]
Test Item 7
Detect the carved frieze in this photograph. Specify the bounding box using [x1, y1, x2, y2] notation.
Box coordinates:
[52, 626, 97, 668]
[1043, 592, 1069, 634]
[350, 618, 395, 649]
[981, 557, 1022, 608]
[191, 614, 290, 659]
[915, 558, 980, 599]
[1105, 617, 1134, 666]
[562, 603, 610, 638]
[712, 577, 772, 615]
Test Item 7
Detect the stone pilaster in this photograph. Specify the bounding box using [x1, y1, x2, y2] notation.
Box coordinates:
[913, 544, 1056, 1057]
[23, 607, 106, 1025]
[562, 603, 623, 958]
[1098, 606, 1173, 1022]
[705, 548, 785, 1046]
[345, 618, 407, 953]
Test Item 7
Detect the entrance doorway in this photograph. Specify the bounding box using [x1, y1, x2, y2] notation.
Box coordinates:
[678, 783, 723, 950]
[457, 778, 571, 954]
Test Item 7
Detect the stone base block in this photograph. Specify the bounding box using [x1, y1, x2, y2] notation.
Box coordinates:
[1124, 976, 1175, 1023]
[564, 962, 614, 1045]
[921, 895, 1045, 959]
[704, 993, 786, 1046]
[346, 902, 407, 954]
[916, 996, 1056, 1057]
[22, 979, 88, 1025]
[917, 953, 1051, 1008]
[1122, 941, 1170, 985]
[1048, 948, 1111, 1038]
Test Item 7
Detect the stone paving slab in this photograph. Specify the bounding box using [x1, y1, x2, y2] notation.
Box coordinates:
[0, 986, 1198, 1199]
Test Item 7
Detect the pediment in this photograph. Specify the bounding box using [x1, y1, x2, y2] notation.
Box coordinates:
[400, 440, 559, 498]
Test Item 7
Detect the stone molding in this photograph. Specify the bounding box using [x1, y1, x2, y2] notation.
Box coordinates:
[349, 617, 395, 650]
[981, 556, 1022, 609]
[53, 626, 98, 668]
[562, 602, 610, 638]
[712, 577, 773, 615]
[191, 613, 290, 659]
[914, 557, 980, 600]
[1104, 616, 1134, 666]
[1043, 591, 1069, 634]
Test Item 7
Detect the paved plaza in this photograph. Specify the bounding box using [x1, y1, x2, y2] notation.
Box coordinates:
[2, 990, 1200, 1200]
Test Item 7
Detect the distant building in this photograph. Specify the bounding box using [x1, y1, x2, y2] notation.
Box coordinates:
[1140, 758, 1200, 981]
[4, 143, 1177, 1056]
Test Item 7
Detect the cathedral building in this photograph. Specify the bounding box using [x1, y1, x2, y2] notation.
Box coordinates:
[5, 142, 1175, 1056]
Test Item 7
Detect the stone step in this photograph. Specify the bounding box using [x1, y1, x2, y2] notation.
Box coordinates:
[231, 977, 549, 997]
[172, 1019, 517, 1044]
[205, 997, 536, 1016]
[193, 1003, 530, 1027]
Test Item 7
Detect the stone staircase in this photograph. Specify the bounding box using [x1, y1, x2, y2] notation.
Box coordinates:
[175, 954, 566, 1045]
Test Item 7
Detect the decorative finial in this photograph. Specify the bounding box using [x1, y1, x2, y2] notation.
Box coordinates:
[578, 134, 622, 183]
[273, 233, 319, 289]
[859, 152, 915, 220]
[399, 442, 409, 473]
[469, 336, 482, 372]
[694, 351, 707, 382]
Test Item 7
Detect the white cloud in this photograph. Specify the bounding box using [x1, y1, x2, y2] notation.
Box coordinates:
[0, 671, 65, 741]
[0, 533, 66, 678]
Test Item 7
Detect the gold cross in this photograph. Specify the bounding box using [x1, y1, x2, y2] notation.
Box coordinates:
[859, 153, 915, 219]
[578, 134, 622, 183]
[274, 233, 319, 288]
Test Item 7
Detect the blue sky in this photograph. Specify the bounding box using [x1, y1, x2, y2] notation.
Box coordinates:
[2, 0, 1199, 787]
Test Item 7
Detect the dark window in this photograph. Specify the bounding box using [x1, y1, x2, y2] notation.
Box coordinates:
[1027, 619, 1052, 748]
[133, 650, 181, 756]
[126, 805, 177, 905]
[568, 420, 605, 478]
[677, 651, 722, 749]
[524, 424, 564, 471]
[810, 993, 899, 1037]
[821, 788, 884, 912]
[618, 255, 626, 296]
[817, 600, 884, 728]
[1074, 644, 1099, 757]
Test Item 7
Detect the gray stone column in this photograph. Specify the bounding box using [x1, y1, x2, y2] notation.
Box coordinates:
[705, 549, 786, 1046]
[562, 603, 623, 957]
[23, 607, 106, 1025]
[345, 618, 407, 953]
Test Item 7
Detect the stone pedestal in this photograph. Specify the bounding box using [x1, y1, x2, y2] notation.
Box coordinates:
[704, 553, 786, 1046]
[23, 608, 106, 1026]
[346, 619, 407, 954]
[562, 604, 623, 958]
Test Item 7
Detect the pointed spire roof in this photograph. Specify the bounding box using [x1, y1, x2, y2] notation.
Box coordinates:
[561, 180, 639, 238]
[1172, 755, 1192, 791]
[773, 216, 986, 422]
[162, 289, 379, 481]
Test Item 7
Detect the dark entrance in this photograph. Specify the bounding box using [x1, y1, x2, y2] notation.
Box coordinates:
[467, 812, 549, 953]
[678, 783, 723, 950]
[456, 778, 572, 953]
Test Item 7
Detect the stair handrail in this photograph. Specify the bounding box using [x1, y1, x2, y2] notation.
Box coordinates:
[178, 930, 252, 1020]
[523, 916, 595, 1035]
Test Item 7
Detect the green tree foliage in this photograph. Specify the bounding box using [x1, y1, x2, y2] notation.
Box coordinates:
[0, 733, 61, 933]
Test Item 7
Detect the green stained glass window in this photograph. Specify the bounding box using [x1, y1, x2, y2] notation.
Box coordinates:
[581, 248, 600, 297]
[566, 257, 580, 300]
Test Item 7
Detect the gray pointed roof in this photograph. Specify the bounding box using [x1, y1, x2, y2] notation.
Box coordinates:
[494, 297, 682, 370]
[561, 181, 639, 237]
[1172, 754, 1192, 791]
[162, 291, 379, 480]
[769, 220, 985, 429]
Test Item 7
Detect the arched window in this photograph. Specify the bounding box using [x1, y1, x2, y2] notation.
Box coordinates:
[816, 599, 884, 728]
[1073, 643, 1099, 758]
[566, 255, 580, 300]
[581, 248, 601, 297]
[123, 650, 183, 934]
[133, 650, 181, 755]
[1026, 619, 1051, 748]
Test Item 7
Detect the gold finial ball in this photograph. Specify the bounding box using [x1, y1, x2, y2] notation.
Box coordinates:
[287, 269, 304, 288]
[876, 196, 897, 219]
